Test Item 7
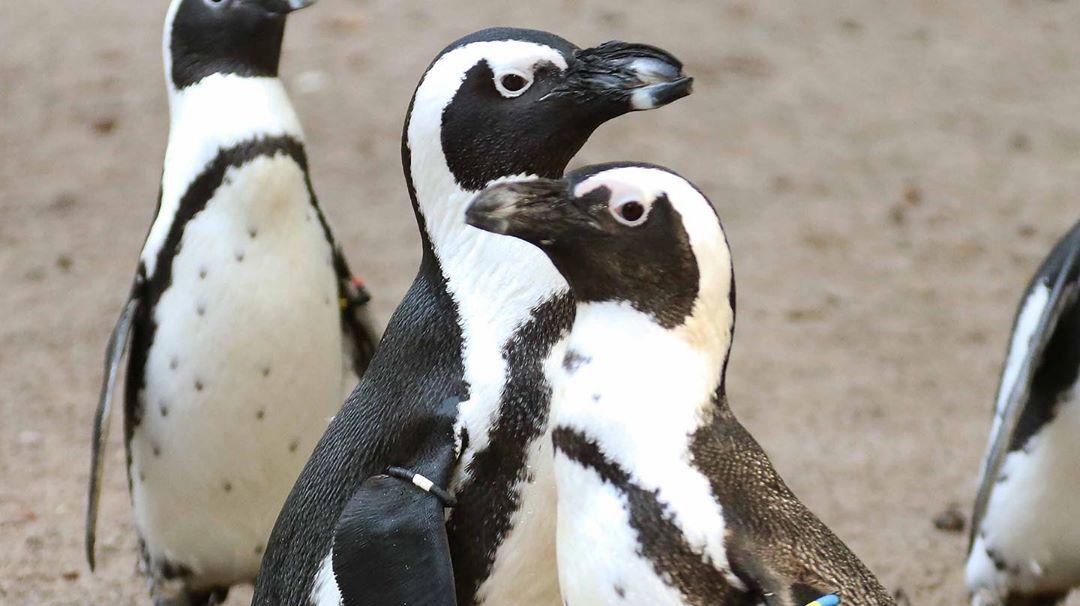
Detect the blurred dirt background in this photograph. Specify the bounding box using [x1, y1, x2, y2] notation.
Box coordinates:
[2, 0, 1079, 604]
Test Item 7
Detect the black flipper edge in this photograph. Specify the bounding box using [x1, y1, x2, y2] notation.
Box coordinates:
[969, 231, 1080, 548]
[85, 296, 138, 570]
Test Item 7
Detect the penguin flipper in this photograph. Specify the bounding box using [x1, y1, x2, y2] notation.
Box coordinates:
[331, 473, 457, 606]
[330, 396, 462, 606]
[85, 295, 138, 571]
[970, 222, 1080, 548]
[727, 544, 835, 606]
[333, 246, 380, 378]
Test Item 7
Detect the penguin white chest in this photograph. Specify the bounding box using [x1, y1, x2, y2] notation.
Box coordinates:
[453, 340, 564, 606]
[550, 329, 739, 606]
[554, 454, 697, 606]
[130, 155, 346, 586]
[967, 381, 1080, 597]
[471, 422, 560, 606]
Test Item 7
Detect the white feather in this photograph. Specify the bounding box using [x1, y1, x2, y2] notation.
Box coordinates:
[966, 382, 1080, 600]
[473, 416, 561, 606]
[553, 302, 740, 591]
[556, 454, 699, 605]
[310, 553, 343, 606]
[988, 283, 1052, 443]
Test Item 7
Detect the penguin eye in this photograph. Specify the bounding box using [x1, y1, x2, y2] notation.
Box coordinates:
[611, 199, 649, 227]
[494, 70, 533, 98]
[203, 0, 227, 7]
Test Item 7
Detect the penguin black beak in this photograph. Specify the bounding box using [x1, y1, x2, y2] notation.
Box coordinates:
[548, 41, 694, 117]
[466, 179, 588, 247]
[261, 0, 316, 15]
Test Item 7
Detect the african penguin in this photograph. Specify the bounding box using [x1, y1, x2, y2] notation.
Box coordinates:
[466, 163, 896, 606]
[966, 220, 1080, 606]
[253, 28, 693, 606]
[85, 0, 378, 603]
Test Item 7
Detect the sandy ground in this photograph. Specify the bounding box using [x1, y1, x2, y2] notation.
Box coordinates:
[2, 0, 1079, 604]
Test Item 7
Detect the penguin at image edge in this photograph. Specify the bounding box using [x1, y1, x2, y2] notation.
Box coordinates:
[86, 0, 378, 603]
[966, 220, 1080, 606]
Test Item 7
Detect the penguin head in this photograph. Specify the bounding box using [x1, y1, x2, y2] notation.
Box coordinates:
[405, 28, 693, 215]
[466, 163, 734, 337]
[165, 0, 314, 90]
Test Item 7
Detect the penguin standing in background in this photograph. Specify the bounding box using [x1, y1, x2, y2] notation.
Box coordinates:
[966, 221, 1080, 606]
[85, 1, 378, 603]
[254, 28, 693, 606]
[466, 163, 896, 606]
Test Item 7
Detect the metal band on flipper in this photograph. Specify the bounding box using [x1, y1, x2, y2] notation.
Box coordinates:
[387, 466, 457, 507]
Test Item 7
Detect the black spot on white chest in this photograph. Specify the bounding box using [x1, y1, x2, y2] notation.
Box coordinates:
[131, 149, 346, 460]
[563, 349, 591, 374]
[126, 158, 350, 576]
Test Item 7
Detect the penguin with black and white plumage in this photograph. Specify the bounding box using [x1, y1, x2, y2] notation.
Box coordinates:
[253, 28, 693, 606]
[85, 1, 378, 603]
[965, 220, 1080, 606]
[466, 163, 896, 606]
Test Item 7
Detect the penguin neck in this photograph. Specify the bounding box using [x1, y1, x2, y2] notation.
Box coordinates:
[435, 190, 566, 311]
[158, 72, 303, 222]
[141, 72, 305, 278]
[404, 157, 570, 457]
[166, 74, 301, 142]
[560, 300, 733, 438]
[552, 302, 732, 474]
[406, 146, 569, 345]
[163, 7, 299, 143]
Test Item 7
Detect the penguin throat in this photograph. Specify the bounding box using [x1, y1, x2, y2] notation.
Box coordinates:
[421, 182, 569, 319]
[555, 302, 732, 463]
[161, 73, 302, 191]
[572, 301, 732, 401]
[406, 113, 569, 318]
[165, 74, 297, 133]
[145, 74, 303, 277]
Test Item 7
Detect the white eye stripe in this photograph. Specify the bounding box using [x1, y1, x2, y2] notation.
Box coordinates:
[493, 68, 534, 98]
[577, 176, 654, 227]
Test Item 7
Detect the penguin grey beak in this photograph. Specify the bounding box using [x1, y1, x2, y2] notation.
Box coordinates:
[466, 179, 591, 247]
[548, 41, 694, 117]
